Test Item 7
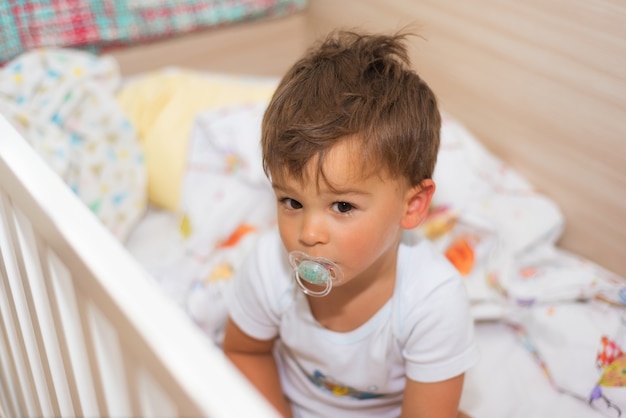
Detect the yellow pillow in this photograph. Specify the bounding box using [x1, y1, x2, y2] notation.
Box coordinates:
[117, 69, 276, 211]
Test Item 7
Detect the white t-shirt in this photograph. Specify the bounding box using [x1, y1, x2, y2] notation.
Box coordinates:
[227, 228, 479, 418]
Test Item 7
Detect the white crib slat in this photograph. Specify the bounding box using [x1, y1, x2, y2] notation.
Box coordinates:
[11, 206, 62, 417]
[88, 302, 132, 417]
[0, 195, 28, 417]
[0, 115, 280, 418]
[0, 383, 11, 418]
[35, 240, 79, 417]
[37, 237, 77, 417]
[0, 195, 44, 418]
[75, 280, 110, 416]
[0, 265, 21, 418]
[47, 253, 99, 416]
[0, 327, 13, 416]
[121, 349, 143, 417]
[138, 367, 178, 417]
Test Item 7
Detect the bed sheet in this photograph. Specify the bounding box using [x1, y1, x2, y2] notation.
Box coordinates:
[123, 93, 626, 417]
[464, 320, 609, 418]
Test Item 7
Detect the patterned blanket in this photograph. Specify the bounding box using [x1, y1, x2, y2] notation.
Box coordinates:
[0, 0, 307, 64]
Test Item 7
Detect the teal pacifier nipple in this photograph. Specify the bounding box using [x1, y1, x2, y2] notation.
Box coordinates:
[288, 251, 343, 297]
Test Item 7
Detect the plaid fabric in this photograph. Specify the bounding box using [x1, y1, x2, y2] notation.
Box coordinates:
[0, 0, 307, 64]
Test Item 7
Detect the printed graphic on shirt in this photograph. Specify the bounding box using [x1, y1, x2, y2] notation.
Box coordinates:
[307, 369, 385, 400]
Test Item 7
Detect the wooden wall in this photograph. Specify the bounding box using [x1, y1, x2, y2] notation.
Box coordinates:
[111, 13, 309, 77]
[306, 0, 626, 276]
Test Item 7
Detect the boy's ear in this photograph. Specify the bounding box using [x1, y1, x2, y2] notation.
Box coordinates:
[401, 179, 435, 229]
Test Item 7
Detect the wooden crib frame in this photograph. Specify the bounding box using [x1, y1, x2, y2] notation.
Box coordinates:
[0, 117, 277, 417]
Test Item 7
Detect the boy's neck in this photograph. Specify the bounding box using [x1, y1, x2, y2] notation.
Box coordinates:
[306, 242, 399, 332]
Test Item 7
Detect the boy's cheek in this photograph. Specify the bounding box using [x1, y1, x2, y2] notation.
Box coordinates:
[277, 220, 297, 250]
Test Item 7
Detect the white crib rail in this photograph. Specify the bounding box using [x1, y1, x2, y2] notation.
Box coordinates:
[0, 116, 279, 418]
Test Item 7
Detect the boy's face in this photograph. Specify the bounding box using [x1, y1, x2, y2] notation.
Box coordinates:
[271, 139, 414, 288]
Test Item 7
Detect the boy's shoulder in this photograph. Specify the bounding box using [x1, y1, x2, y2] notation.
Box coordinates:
[392, 233, 472, 343]
[396, 232, 464, 302]
[248, 227, 305, 299]
[394, 232, 467, 315]
[230, 226, 295, 320]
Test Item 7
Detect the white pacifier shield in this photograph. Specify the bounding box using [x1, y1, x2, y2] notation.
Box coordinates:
[288, 251, 343, 297]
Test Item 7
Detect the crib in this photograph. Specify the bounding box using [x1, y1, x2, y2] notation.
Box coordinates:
[1, 1, 625, 417]
[0, 117, 278, 416]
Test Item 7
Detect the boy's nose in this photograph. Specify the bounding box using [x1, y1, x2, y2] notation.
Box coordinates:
[299, 212, 328, 247]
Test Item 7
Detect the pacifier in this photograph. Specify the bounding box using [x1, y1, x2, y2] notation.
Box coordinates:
[288, 251, 344, 297]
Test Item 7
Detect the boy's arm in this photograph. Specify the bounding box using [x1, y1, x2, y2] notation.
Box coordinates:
[222, 318, 293, 418]
[401, 374, 465, 418]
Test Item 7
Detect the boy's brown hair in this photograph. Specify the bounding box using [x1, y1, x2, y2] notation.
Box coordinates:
[261, 29, 441, 187]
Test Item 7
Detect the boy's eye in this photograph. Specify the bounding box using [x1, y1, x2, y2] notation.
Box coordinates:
[282, 198, 303, 209]
[332, 202, 354, 213]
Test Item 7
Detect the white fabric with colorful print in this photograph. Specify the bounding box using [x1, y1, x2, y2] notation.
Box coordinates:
[0, 48, 146, 241]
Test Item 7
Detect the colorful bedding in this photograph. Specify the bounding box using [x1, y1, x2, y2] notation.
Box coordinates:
[0, 0, 307, 65]
[0, 48, 146, 240]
